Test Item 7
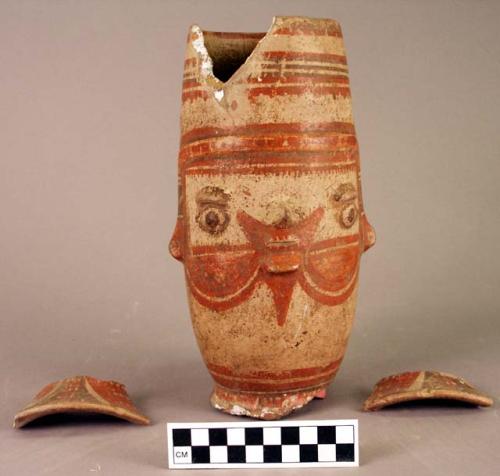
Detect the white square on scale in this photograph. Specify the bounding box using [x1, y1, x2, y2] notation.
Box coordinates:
[245, 445, 264, 463]
[263, 427, 281, 445]
[227, 427, 245, 445]
[210, 446, 228, 463]
[281, 445, 300, 463]
[336, 425, 354, 444]
[300, 426, 318, 444]
[318, 444, 336, 462]
[191, 428, 209, 446]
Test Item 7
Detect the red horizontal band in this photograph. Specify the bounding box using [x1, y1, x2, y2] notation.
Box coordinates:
[274, 24, 342, 38]
[248, 85, 351, 100]
[181, 122, 355, 146]
[246, 73, 350, 85]
[203, 31, 266, 40]
[262, 50, 347, 65]
[190, 235, 359, 257]
[210, 374, 337, 392]
[184, 162, 357, 176]
[182, 89, 209, 103]
[207, 358, 341, 380]
[181, 135, 357, 163]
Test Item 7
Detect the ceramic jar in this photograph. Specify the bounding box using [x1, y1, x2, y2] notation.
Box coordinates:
[170, 16, 375, 419]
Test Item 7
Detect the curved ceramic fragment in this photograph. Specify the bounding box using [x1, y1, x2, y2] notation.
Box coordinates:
[13, 376, 150, 428]
[363, 371, 493, 411]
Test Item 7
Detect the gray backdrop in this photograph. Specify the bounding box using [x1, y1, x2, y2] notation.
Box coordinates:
[1, 0, 498, 474]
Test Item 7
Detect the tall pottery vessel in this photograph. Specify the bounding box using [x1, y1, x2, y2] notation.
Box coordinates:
[170, 16, 375, 419]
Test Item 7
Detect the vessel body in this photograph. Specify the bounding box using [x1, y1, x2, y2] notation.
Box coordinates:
[170, 16, 375, 419]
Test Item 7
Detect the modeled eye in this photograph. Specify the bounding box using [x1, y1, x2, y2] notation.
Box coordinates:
[340, 203, 358, 228]
[195, 186, 231, 235]
[330, 183, 358, 228]
[196, 206, 230, 234]
[332, 183, 356, 203]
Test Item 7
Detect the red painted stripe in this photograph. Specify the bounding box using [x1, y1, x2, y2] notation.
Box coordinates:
[181, 122, 356, 145]
[182, 79, 202, 89]
[285, 64, 348, 73]
[247, 73, 350, 85]
[274, 24, 342, 38]
[180, 135, 358, 162]
[261, 62, 284, 70]
[191, 243, 254, 256]
[185, 163, 357, 176]
[263, 50, 347, 65]
[310, 234, 360, 251]
[184, 151, 356, 169]
[190, 236, 359, 257]
[207, 359, 341, 380]
[248, 85, 351, 100]
[184, 57, 197, 69]
[210, 373, 337, 392]
[203, 31, 266, 40]
[182, 89, 209, 103]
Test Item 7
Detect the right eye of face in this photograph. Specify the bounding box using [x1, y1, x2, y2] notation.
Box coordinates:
[196, 206, 230, 235]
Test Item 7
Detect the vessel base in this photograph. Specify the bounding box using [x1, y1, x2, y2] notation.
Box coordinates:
[210, 385, 328, 420]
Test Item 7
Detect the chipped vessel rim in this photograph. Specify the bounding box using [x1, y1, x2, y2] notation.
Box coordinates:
[188, 16, 342, 96]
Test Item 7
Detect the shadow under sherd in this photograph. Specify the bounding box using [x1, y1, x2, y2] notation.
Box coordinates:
[17, 412, 131, 429]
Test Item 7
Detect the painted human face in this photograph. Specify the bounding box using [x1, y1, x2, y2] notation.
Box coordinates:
[171, 163, 368, 326]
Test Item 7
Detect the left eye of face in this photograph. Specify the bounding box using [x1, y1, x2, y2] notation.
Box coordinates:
[340, 203, 357, 228]
[332, 183, 357, 204]
[197, 206, 230, 235]
[331, 182, 358, 229]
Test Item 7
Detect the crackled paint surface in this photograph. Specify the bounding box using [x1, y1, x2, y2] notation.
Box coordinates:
[170, 16, 375, 419]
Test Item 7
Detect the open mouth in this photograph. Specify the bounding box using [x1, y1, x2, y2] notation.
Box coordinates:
[263, 238, 301, 273]
[237, 208, 324, 277]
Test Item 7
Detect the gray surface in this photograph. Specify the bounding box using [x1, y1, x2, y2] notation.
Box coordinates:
[1, 0, 499, 474]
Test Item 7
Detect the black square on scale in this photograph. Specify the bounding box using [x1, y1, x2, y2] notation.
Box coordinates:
[209, 428, 227, 446]
[317, 425, 336, 444]
[264, 445, 282, 463]
[172, 428, 191, 447]
[281, 426, 300, 445]
[300, 444, 319, 462]
[245, 427, 263, 445]
[336, 443, 355, 462]
[192, 446, 210, 464]
[228, 445, 246, 463]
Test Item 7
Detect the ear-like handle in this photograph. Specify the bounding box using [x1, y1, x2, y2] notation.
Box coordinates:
[361, 214, 376, 252]
[169, 218, 184, 261]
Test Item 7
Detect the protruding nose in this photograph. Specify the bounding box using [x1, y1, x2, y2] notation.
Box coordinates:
[271, 206, 303, 229]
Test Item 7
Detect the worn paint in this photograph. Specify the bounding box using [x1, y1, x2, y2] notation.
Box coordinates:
[13, 376, 150, 428]
[363, 371, 494, 411]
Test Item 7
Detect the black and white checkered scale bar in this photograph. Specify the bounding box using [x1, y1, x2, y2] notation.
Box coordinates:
[167, 420, 358, 468]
